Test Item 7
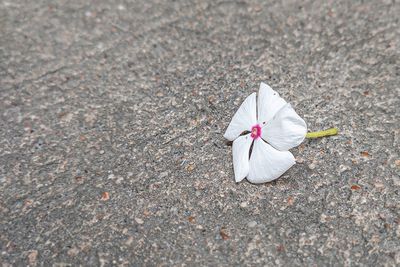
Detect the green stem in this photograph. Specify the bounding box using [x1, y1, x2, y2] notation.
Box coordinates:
[306, 128, 338, 139]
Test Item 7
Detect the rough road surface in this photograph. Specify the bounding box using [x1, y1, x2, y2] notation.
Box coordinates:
[1, 0, 399, 265]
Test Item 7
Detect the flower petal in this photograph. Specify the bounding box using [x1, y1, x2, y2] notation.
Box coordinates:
[257, 82, 287, 125]
[232, 134, 253, 182]
[262, 103, 307, 151]
[247, 139, 295, 184]
[224, 93, 257, 141]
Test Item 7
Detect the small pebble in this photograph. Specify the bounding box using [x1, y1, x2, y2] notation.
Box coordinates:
[135, 218, 144, 224]
[240, 202, 248, 208]
[248, 221, 257, 228]
[28, 250, 38, 266]
[100, 192, 110, 201]
[186, 163, 195, 172]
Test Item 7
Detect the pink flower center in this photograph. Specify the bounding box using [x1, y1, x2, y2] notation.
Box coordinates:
[250, 124, 261, 139]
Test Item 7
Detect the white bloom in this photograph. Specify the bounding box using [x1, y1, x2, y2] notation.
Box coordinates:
[224, 82, 307, 184]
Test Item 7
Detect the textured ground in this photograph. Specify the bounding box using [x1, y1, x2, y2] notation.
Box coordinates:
[1, 0, 400, 266]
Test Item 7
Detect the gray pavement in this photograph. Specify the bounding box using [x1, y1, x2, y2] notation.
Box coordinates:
[1, 0, 399, 266]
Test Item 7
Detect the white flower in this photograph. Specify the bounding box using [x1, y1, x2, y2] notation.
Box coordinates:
[224, 82, 307, 184]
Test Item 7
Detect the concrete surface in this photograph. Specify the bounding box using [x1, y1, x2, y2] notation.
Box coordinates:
[1, 0, 399, 266]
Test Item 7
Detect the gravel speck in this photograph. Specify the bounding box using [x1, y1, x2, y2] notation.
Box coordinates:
[248, 221, 257, 228]
[135, 218, 144, 225]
